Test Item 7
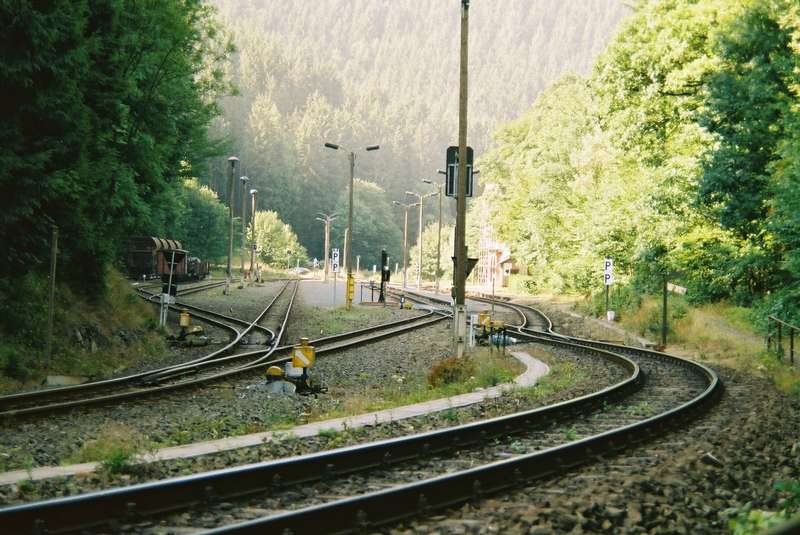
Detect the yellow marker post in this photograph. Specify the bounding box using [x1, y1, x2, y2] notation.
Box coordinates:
[346, 275, 355, 305]
[292, 337, 316, 368]
[179, 309, 191, 328]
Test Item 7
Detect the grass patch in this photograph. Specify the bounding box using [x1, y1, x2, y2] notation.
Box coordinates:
[509, 360, 586, 404]
[302, 348, 524, 424]
[723, 480, 800, 534]
[287, 303, 396, 339]
[0, 268, 168, 394]
[575, 290, 800, 395]
[67, 424, 149, 474]
[154, 416, 266, 448]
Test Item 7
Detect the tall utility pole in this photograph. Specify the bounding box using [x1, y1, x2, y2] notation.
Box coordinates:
[393, 200, 418, 289]
[249, 189, 258, 276]
[239, 176, 249, 276]
[316, 212, 337, 282]
[453, 0, 470, 357]
[423, 178, 443, 292]
[324, 142, 380, 310]
[226, 156, 239, 295]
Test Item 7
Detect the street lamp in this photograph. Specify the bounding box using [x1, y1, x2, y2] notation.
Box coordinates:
[249, 189, 257, 278]
[406, 189, 437, 289]
[225, 156, 239, 295]
[423, 178, 443, 292]
[324, 142, 380, 310]
[315, 212, 338, 282]
[239, 176, 249, 277]
[392, 200, 419, 289]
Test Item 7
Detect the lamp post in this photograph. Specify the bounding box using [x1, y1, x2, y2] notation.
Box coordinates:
[315, 212, 338, 282]
[324, 142, 380, 310]
[392, 200, 419, 289]
[406, 190, 437, 289]
[239, 175, 249, 277]
[423, 178, 443, 292]
[226, 156, 239, 295]
[249, 189, 257, 277]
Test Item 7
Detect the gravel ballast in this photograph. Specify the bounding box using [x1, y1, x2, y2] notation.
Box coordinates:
[0, 340, 622, 506]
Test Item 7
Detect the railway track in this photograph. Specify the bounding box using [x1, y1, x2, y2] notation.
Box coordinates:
[0, 284, 446, 420]
[0, 281, 297, 418]
[0, 300, 721, 534]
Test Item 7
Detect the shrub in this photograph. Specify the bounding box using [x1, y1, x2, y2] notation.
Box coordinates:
[427, 356, 475, 387]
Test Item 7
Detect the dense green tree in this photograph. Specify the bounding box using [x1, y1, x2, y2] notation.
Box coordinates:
[251, 210, 307, 268]
[409, 223, 455, 283]
[699, 1, 794, 238]
[331, 179, 402, 269]
[175, 178, 229, 261]
[207, 0, 628, 258]
[0, 0, 233, 295]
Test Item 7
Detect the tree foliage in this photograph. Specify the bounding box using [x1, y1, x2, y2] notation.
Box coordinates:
[205, 0, 627, 261]
[175, 178, 229, 261]
[0, 0, 233, 295]
[251, 210, 308, 268]
[475, 0, 800, 317]
[330, 179, 402, 269]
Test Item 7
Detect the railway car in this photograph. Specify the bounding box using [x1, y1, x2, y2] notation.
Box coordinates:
[127, 236, 188, 280]
[187, 256, 210, 280]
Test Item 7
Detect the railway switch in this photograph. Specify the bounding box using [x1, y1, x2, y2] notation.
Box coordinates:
[284, 337, 324, 394]
[291, 337, 316, 369]
[179, 309, 191, 328]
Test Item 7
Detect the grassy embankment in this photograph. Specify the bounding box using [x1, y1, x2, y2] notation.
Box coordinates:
[0, 269, 167, 394]
[501, 273, 800, 395]
[591, 293, 799, 395]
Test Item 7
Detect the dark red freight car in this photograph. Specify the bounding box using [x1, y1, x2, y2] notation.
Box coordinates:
[127, 236, 188, 280]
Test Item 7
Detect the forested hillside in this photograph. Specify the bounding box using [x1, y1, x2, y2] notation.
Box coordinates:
[476, 0, 800, 317]
[206, 0, 627, 263]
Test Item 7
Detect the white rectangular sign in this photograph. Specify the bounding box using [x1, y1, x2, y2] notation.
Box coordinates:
[331, 248, 340, 273]
[603, 258, 614, 286]
[667, 282, 687, 295]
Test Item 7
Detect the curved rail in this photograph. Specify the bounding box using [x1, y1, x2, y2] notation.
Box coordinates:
[0, 281, 296, 417]
[0, 301, 721, 534]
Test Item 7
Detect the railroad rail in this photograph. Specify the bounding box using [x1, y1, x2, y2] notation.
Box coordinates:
[0, 280, 297, 418]
[0, 285, 445, 419]
[0, 299, 721, 534]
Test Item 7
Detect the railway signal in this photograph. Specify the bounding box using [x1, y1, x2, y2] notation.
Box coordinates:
[444, 145, 475, 197]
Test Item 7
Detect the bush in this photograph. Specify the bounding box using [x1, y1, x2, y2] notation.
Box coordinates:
[1, 350, 30, 382]
[427, 356, 475, 387]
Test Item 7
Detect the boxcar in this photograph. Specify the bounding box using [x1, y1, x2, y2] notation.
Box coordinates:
[127, 236, 188, 280]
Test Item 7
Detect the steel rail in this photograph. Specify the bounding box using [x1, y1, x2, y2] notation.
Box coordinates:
[201, 332, 720, 535]
[0, 281, 295, 417]
[137, 285, 275, 342]
[0, 287, 441, 419]
[0, 297, 718, 535]
[0, 310, 241, 410]
[0, 330, 639, 534]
